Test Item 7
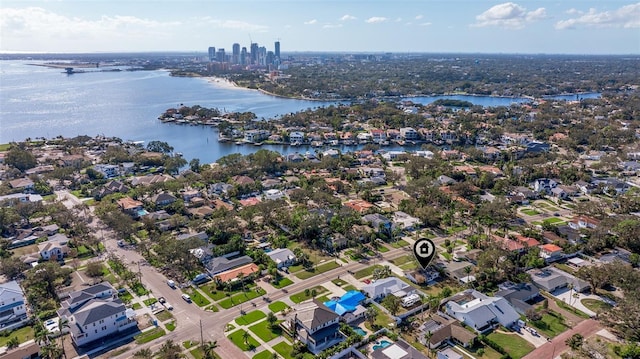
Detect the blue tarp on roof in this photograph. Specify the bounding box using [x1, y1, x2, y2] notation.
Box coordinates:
[324, 290, 366, 316]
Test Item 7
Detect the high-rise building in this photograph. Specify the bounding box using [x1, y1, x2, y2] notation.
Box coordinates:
[274, 41, 280, 60]
[216, 48, 226, 62]
[232, 43, 240, 64]
[250, 43, 259, 65]
[208, 47, 216, 62]
[240, 47, 248, 65]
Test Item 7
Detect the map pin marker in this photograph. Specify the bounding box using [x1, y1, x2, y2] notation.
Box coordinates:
[413, 238, 436, 269]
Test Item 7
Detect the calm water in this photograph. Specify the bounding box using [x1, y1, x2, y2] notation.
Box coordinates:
[0, 60, 599, 163]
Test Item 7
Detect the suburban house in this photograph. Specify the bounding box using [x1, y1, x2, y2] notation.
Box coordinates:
[568, 216, 600, 230]
[539, 244, 564, 263]
[494, 282, 541, 314]
[528, 267, 590, 293]
[532, 178, 557, 194]
[418, 313, 477, 349]
[283, 299, 344, 354]
[371, 339, 429, 359]
[263, 189, 285, 201]
[362, 213, 392, 232]
[0, 281, 29, 333]
[8, 178, 34, 192]
[362, 277, 415, 301]
[151, 192, 177, 207]
[266, 248, 297, 269]
[93, 164, 119, 178]
[400, 127, 419, 140]
[116, 197, 145, 217]
[38, 233, 70, 261]
[57, 283, 137, 346]
[444, 289, 520, 333]
[392, 211, 421, 231]
[205, 255, 254, 276]
[213, 263, 260, 283]
[437, 348, 464, 359]
[289, 131, 305, 144]
[323, 290, 367, 323]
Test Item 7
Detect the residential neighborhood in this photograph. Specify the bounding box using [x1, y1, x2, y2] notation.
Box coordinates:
[1, 86, 639, 359]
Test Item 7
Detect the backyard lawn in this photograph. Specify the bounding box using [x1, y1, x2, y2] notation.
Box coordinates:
[289, 286, 328, 304]
[235, 310, 267, 326]
[228, 329, 260, 351]
[487, 331, 534, 359]
[295, 261, 340, 280]
[268, 301, 290, 313]
[272, 341, 294, 359]
[521, 209, 541, 216]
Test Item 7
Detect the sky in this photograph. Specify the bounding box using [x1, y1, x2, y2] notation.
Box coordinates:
[1, 0, 639, 54]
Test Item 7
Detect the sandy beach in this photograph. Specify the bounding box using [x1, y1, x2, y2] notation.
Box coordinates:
[204, 76, 245, 90]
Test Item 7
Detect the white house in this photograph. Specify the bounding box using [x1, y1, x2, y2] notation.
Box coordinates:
[267, 248, 297, 269]
[263, 189, 285, 201]
[93, 164, 119, 178]
[289, 131, 305, 144]
[445, 289, 520, 333]
[362, 277, 415, 301]
[400, 127, 419, 140]
[57, 283, 137, 347]
[38, 233, 70, 261]
[0, 281, 29, 333]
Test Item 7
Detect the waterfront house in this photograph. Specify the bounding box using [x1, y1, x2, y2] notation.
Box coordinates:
[289, 131, 305, 144]
[400, 127, 419, 141]
[93, 164, 119, 178]
[283, 299, 343, 354]
[0, 281, 29, 333]
[57, 283, 136, 347]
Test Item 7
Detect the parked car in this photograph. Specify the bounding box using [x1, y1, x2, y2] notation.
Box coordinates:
[164, 302, 173, 310]
[158, 297, 166, 304]
[167, 280, 176, 289]
[182, 294, 191, 302]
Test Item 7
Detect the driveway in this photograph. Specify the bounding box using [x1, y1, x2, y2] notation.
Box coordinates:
[552, 289, 597, 317]
[522, 319, 602, 359]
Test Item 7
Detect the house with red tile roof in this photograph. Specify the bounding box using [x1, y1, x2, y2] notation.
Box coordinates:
[539, 244, 564, 263]
[343, 199, 374, 213]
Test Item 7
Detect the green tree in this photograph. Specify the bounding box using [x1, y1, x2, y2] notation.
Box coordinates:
[157, 340, 183, 359]
[85, 261, 104, 278]
[147, 141, 174, 154]
[566, 333, 584, 350]
[6, 336, 19, 349]
[202, 340, 218, 359]
[266, 312, 278, 330]
[5, 147, 37, 171]
[133, 348, 153, 358]
[382, 294, 402, 316]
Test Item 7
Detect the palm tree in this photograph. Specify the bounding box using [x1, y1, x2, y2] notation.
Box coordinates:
[157, 340, 183, 359]
[58, 318, 70, 359]
[365, 307, 377, 327]
[133, 348, 153, 359]
[424, 331, 433, 358]
[6, 337, 19, 350]
[202, 340, 218, 359]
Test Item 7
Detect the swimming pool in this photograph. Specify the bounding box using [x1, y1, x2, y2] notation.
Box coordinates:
[372, 340, 392, 351]
[352, 327, 366, 336]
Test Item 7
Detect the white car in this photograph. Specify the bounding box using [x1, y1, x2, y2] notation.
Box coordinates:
[164, 302, 173, 310]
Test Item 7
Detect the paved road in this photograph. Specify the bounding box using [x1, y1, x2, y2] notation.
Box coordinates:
[522, 319, 602, 359]
[91, 228, 413, 359]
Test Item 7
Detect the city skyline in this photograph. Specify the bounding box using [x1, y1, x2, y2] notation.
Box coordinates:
[1, 0, 639, 55]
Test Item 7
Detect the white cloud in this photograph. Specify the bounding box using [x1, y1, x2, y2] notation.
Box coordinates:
[323, 23, 343, 29]
[473, 2, 546, 29]
[340, 14, 356, 21]
[198, 17, 268, 32]
[555, 3, 640, 30]
[365, 17, 387, 24]
[304, 19, 317, 25]
[415, 15, 424, 20]
[395, 17, 403, 22]
[419, 22, 432, 27]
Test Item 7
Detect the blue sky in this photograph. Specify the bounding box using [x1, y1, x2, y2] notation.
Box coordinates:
[1, 0, 638, 54]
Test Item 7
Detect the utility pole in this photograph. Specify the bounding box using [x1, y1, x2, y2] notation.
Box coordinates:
[200, 319, 204, 349]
